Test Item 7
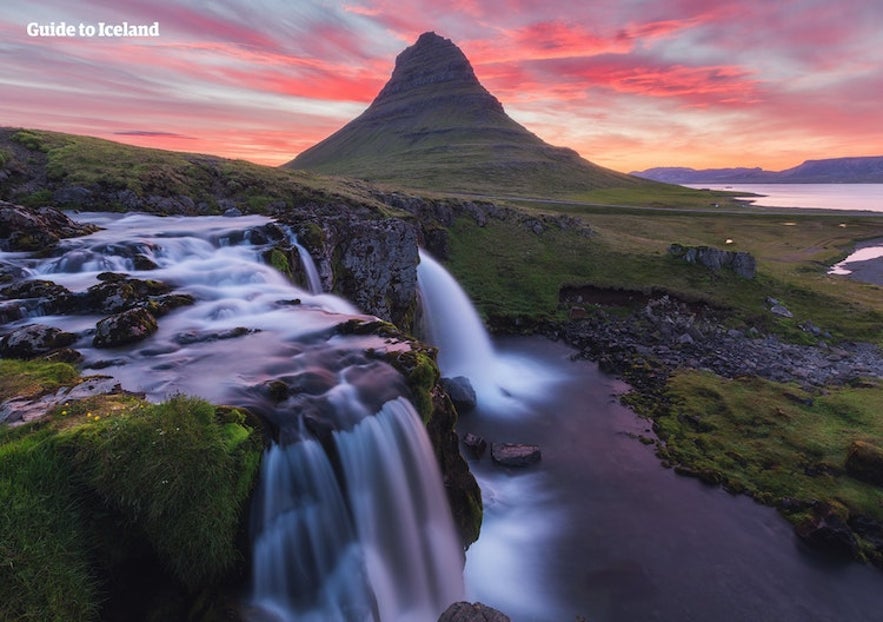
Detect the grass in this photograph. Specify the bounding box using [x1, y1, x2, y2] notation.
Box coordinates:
[1, 128, 395, 216]
[0, 359, 79, 401]
[656, 370, 883, 560]
[444, 200, 883, 344]
[0, 361, 263, 621]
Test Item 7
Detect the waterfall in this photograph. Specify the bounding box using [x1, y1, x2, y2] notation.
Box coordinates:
[249, 397, 464, 621]
[415, 250, 495, 386]
[416, 249, 563, 412]
[294, 241, 323, 295]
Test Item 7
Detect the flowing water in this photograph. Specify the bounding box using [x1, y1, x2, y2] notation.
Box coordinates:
[416, 257, 883, 622]
[0, 212, 464, 621]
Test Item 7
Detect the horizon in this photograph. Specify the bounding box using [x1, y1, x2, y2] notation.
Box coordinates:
[2, 1, 882, 174]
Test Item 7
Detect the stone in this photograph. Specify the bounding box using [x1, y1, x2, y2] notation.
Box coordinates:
[770, 304, 794, 318]
[845, 440, 883, 486]
[438, 601, 510, 622]
[93, 307, 158, 348]
[795, 504, 860, 558]
[0, 201, 98, 251]
[462, 432, 488, 459]
[668, 243, 756, 279]
[491, 442, 542, 467]
[0, 323, 77, 358]
[442, 376, 477, 413]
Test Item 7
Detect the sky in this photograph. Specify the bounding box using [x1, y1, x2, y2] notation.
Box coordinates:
[1, 0, 882, 174]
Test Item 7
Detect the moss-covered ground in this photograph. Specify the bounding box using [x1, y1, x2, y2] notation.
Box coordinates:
[0, 361, 263, 621]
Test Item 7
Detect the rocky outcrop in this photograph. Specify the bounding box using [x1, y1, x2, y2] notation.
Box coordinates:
[0, 201, 98, 251]
[438, 601, 510, 622]
[441, 376, 476, 413]
[669, 243, 756, 279]
[491, 443, 542, 467]
[795, 503, 860, 557]
[845, 441, 883, 486]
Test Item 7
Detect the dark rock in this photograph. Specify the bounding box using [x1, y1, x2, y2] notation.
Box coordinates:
[0, 323, 77, 358]
[0, 202, 99, 251]
[668, 243, 756, 279]
[795, 503, 860, 558]
[462, 433, 488, 459]
[132, 254, 159, 270]
[845, 440, 883, 486]
[223, 207, 243, 217]
[438, 601, 510, 622]
[491, 443, 541, 467]
[442, 376, 477, 413]
[93, 307, 158, 348]
[770, 304, 794, 318]
[174, 326, 254, 345]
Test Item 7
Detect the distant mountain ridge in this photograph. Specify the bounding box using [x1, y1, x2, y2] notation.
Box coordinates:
[286, 32, 647, 196]
[632, 156, 883, 184]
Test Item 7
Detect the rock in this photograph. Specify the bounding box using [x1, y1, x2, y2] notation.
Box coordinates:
[93, 307, 158, 348]
[770, 304, 794, 318]
[795, 504, 860, 558]
[0, 323, 77, 358]
[223, 207, 243, 217]
[462, 432, 487, 459]
[438, 601, 510, 622]
[668, 243, 756, 279]
[845, 440, 883, 486]
[491, 442, 542, 467]
[0, 201, 99, 251]
[442, 376, 477, 413]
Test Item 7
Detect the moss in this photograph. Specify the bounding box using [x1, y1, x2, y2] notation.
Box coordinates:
[382, 347, 439, 422]
[19, 189, 53, 207]
[267, 247, 292, 279]
[0, 148, 10, 168]
[11, 130, 51, 152]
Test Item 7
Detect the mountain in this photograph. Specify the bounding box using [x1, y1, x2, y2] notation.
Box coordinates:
[632, 156, 883, 184]
[286, 32, 646, 196]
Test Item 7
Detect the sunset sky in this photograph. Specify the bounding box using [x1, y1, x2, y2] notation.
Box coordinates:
[2, 0, 881, 174]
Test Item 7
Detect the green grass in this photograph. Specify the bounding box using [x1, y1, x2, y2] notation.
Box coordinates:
[0, 359, 79, 401]
[0, 369, 263, 621]
[656, 370, 883, 559]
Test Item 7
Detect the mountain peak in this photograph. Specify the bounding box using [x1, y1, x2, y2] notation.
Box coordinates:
[287, 33, 643, 196]
[368, 31, 502, 116]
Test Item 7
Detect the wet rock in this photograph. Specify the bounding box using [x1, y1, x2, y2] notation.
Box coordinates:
[438, 601, 510, 622]
[93, 307, 158, 348]
[442, 376, 477, 413]
[845, 440, 883, 486]
[0, 201, 99, 251]
[174, 326, 254, 345]
[491, 442, 542, 467]
[0, 323, 77, 358]
[795, 504, 860, 558]
[462, 432, 488, 460]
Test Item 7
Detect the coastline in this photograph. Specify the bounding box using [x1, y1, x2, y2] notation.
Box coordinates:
[832, 237, 883, 286]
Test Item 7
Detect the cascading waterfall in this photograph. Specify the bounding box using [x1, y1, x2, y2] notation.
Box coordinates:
[294, 239, 323, 295]
[0, 212, 465, 621]
[250, 397, 464, 621]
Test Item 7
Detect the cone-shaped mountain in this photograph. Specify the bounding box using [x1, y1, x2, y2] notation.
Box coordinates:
[286, 32, 646, 196]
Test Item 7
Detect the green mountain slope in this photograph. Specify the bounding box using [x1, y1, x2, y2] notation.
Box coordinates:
[286, 32, 648, 197]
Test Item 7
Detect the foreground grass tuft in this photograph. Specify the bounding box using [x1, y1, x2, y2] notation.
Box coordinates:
[0, 371, 263, 621]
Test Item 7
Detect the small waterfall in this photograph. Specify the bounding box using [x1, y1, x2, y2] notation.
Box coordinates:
[416, 249, 563, 411]
[249, 397, 464, 621]
[416, 250, 495, 385]
[294, 240, 323, 295]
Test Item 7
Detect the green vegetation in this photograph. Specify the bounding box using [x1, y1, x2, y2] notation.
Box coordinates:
[0, 362, 263, 621]
[0, 359, 79, 400]
[0, 148, 10, 168]
[2, 128, 394, 215]
[655, 370, 883, 560]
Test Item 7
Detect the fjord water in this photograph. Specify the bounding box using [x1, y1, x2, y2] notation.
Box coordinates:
[687, 183, 883, 212]
[0, 212, 464, 621]
[417, 257, 883, 622]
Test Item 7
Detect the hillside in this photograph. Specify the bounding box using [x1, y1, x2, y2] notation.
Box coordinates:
[286, 32, 650, 197]
[633, 156, 883, 184]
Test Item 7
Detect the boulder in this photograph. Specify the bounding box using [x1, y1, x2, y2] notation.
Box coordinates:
[668, 243, 756, 279]
[0, 323, 77, 358]
[438, 601, 510, 622]
[795, 504, 859, 558]
[0, 202, 99, 251]
[93, 307, 158, 348]
[845, 440, 883, 486]
[491, 443, 542, 467]
[462, 432, 487, 459]
[442, 376, 477, 413]
[770, 304, 794, 319]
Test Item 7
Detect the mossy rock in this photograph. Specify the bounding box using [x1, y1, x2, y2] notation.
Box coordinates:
[93, 307, 158, 347]
[846, 441, 883, 487]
